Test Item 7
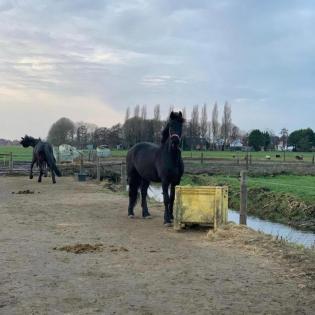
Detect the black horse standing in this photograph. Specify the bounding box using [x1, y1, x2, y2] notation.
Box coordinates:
[20, 135, 61, 184]
[126, 111, 184, 225]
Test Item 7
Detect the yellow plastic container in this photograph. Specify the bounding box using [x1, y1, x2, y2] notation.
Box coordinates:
[174, 186, 228, 230]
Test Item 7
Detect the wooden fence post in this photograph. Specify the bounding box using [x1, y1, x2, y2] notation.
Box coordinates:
[120, 162, 126, 186]
[312, 155, 314, 165]
[249, 153, 252, 165]
[283, 150, 286, 162]
[80, 154, 83, 173]
[96, 157, 101, 182]
[240, 170, 248, 225]
[245, 152, 249, 170]
[201, 152, 204, 164]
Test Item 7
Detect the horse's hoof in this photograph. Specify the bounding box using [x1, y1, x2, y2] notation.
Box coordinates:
[143, 215, 152, 219]
[164, 222, 173, 227]
[128, 215, 135, 219]
[29, 175, 33, 179]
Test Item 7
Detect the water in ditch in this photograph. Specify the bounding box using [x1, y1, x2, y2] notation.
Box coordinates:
[147, 185, 315, 248]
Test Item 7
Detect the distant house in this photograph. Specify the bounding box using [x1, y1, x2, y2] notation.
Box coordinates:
[230, 139, 243, 151]
[276, 141, 294, 151]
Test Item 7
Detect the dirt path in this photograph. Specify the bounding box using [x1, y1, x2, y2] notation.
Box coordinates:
[0, 177, 314, 315]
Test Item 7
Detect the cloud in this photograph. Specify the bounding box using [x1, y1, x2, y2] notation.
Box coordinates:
[0, 0, 314, 139]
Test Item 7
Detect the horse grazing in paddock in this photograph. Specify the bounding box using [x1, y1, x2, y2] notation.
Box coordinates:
[126, 111, 185, 226]
[20, 135, 61, 184]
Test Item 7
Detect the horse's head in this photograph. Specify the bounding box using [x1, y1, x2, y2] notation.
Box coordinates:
[20, 135, 37, 147]
[168, 111, 184, 149]
[20, 135, 30, 147]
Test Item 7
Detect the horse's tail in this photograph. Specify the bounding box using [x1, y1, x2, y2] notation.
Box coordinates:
[44, 145, 62, 177]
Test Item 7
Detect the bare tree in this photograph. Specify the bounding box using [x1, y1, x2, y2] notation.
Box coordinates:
[153, 104, 161, 121]
[153, 104, 162, 144]
[141, 105, 147, 120]
[200, 103, 208, 140]
[221, 101, 232, 149]
[207, 121, 212, 145]
[134, 105, 140, 118]
[211, 102, 219, 147]
[190, 105, 200, 137]
[125, 107, 130, 122]
[182, 107, 186, 120]
[76, 125, 88, 149]
[280, 128, 289, 148]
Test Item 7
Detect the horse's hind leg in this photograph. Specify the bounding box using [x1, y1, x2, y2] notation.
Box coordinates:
[51, 170, 56, 184]
[44, 163, 48, 177]
[38, 164, 43, 183]
[128, 170, 141, 218]
[141, 179, 151, 218]
[30, 157, 36, 179]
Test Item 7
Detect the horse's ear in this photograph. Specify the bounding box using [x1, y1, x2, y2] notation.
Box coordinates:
[179, 111, 182, 118]
[170, 111, 175, 120]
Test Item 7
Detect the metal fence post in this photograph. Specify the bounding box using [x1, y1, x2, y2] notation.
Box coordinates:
[240, 170, 248, 225]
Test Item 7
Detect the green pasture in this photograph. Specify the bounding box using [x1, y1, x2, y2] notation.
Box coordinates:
[0, 145, 33, 161]
[1, 145, 314, 163]
[111, 149, 314, 162]
[181, 174, 315, 204]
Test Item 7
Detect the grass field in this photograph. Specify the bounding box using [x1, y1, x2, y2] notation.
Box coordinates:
[0, 145, 33, 161]
[1, 145, 314, 162]
[112, 149, 315, 162]
[181, 173, 315, 230]
[181, 174, 315, 204]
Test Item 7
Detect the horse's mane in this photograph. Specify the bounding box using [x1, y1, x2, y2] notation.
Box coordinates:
[161, 111, 184, 144]
[161, 123, 170, 144]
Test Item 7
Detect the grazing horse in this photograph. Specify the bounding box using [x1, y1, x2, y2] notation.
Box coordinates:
[20, 135, 61, 184]
[126, 111, 185, 225]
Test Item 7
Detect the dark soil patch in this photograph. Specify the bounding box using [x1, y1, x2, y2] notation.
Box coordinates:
[54, 243, 129, 254]
[55, 243, 105, 254]
[12, 189, 35, 194]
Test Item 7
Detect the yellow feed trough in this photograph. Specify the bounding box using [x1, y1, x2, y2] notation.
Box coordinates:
[174, 186, 228, 230]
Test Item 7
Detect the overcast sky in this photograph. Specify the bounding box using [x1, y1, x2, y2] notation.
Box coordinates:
[0, 0, 314, 139]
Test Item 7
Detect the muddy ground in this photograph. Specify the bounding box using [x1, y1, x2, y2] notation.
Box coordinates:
[0, 177, 314, 315]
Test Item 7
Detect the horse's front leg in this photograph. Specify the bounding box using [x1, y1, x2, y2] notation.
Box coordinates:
[169, 184, 176, 221]
[162, 181, 171, 225]
[29, 158, 36, 179]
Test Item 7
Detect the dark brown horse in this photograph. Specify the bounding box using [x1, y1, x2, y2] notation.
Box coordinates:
[126, 111, 184, 225]
[20, 135, 61, 184]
